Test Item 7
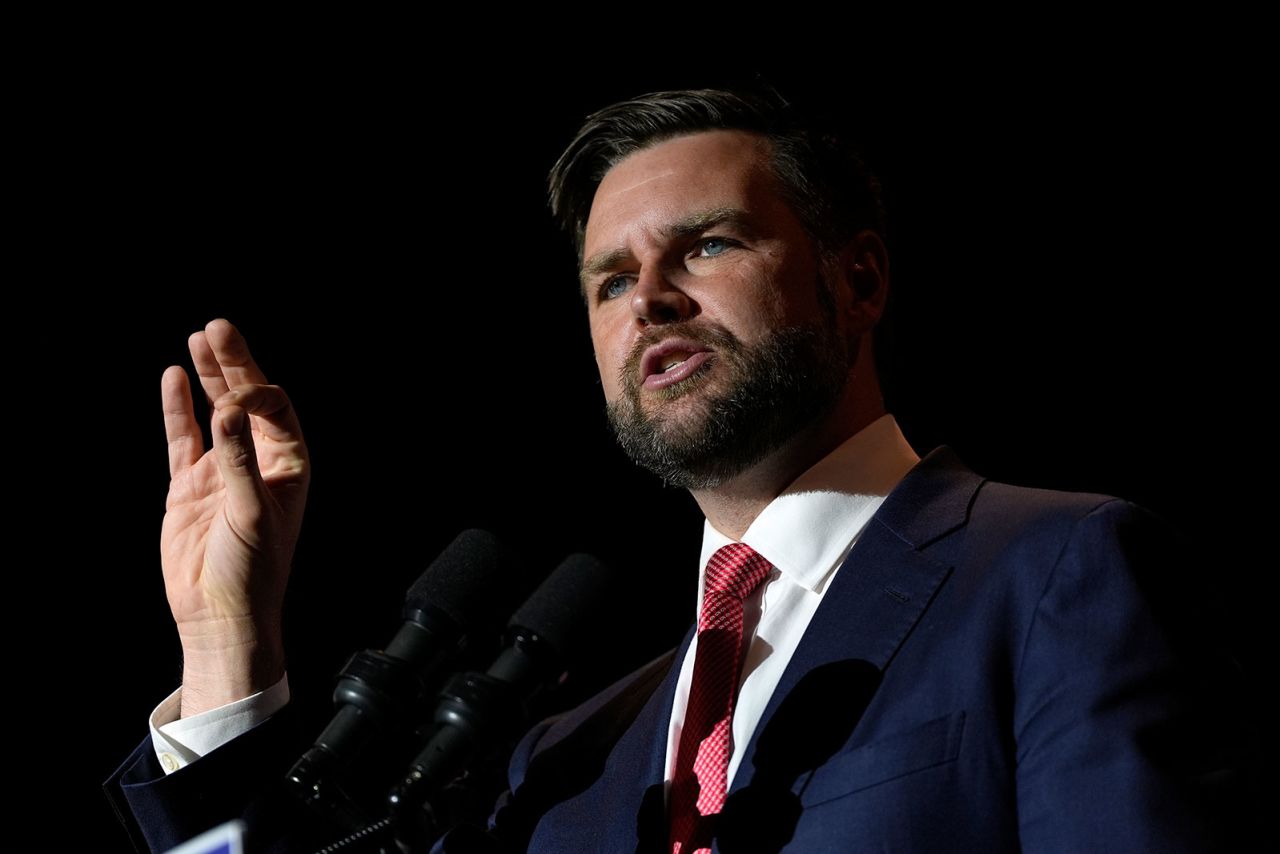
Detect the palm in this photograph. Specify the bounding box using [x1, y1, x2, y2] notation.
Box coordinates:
[162, 424, 307, 628]
[159, 319, 310, 642]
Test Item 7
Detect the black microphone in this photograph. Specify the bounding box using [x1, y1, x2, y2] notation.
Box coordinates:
[385, 552, 616, 842]
[286, 528, 526, 827]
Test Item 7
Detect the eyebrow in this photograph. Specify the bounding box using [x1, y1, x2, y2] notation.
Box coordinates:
[578, 206, 756, 298]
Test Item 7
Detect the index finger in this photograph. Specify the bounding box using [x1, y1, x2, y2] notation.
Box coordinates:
[213, 383, 307, 446]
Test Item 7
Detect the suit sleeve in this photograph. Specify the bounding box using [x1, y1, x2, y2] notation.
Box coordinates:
[1012, 498, 1258, 852]
[103, 700, 339, 853]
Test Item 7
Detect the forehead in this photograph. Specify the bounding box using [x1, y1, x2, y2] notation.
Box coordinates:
[582, 129, 788, 257]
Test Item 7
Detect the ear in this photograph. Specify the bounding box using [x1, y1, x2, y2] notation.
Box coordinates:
[831, 229, 890, 335]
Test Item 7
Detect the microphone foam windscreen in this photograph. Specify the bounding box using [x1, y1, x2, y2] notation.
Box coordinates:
[405, 528, 525, 629]
[509, 552, 617, 663]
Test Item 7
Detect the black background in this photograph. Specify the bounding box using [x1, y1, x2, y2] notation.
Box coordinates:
[37, 50, 1262, 849]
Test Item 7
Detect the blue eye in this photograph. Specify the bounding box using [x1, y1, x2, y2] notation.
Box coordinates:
[601, 275, 630, 300]
[699, 237, 731, 256]
[596, 238, 735, 302]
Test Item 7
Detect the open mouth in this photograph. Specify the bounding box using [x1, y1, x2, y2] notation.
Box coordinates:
[641, 342, 713, 391]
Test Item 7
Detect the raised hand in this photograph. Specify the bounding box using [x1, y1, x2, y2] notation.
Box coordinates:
[160, 318, 311, 718]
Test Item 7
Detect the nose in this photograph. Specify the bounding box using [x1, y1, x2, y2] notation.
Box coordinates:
[630, 265, 694, 327]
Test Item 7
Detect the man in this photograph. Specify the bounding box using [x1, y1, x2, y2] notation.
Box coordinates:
[105, 86, 1249, 852]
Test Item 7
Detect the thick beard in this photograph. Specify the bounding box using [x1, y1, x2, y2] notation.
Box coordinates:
[604, 313, 850, 490]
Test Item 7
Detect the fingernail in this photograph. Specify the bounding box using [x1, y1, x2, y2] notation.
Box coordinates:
[224, 407, 244, 435]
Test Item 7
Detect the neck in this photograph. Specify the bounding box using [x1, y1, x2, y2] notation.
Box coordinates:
[690, 397, 886, 541]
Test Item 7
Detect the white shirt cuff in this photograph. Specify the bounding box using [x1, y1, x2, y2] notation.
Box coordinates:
[148, 672, 291, 775]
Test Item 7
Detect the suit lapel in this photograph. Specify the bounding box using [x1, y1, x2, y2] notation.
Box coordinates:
[575, 623, 695, 852]
[580, 623, 691, 852]
[726, 445, 984, 797]
[631, 623, 695, 794]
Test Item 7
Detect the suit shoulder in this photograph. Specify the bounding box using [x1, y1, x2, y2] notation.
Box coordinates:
[938, 475, 1184, 612]
[978, 476, 1124, 522]
[968, 477, 1169, 550]
[879, 446, 1162, 553]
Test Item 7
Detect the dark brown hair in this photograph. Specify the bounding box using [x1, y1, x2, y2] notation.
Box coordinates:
[547, 85, 887, 268]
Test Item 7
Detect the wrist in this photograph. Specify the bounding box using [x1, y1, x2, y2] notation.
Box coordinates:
[178, 618, 285, 718]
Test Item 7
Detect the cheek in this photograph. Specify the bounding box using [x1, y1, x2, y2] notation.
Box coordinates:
[703, 286, 785, 343]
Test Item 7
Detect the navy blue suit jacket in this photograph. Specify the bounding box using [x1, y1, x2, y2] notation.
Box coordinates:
[105, 446, 1251, 852]
[466, 446, 1249, 852]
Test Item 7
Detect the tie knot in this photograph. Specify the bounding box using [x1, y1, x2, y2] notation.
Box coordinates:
[704, 542, 773, 601]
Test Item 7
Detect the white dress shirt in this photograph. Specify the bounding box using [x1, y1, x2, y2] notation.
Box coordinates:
[148, 672, 290, 774]
[663, 413, 920, 788]
[150, 413, 919, 783]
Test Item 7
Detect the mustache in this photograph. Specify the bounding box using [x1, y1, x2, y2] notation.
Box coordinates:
[618, 321, 741, 391]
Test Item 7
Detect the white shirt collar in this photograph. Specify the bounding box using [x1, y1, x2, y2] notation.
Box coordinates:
[698, 413, 921, 603]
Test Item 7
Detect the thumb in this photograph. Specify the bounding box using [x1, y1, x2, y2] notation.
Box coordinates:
[211, 404, 265, 512]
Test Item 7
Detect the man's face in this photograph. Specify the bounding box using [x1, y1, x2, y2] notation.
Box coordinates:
[580, 129, 853, 488]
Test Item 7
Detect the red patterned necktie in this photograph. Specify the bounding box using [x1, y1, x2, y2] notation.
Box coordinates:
[669, 542, 774, 854]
